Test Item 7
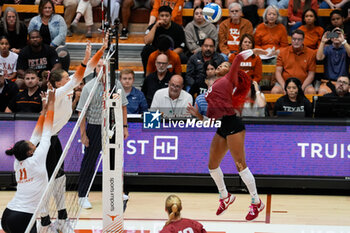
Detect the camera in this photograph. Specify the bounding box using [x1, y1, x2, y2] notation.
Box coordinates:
[327, 32, 339, 39]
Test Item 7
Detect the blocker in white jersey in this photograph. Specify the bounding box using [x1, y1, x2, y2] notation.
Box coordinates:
[1, 90, 55, 233]
[28, 36, 109, 229]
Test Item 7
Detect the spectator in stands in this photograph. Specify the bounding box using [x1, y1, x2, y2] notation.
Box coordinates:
[218, 2, 253, 61]
[149, 0, 184, 26]
[17, 30, 61, 86]
[0, 7, 28, 54]
[102, 0, 122, 27]
[267, 0, 289, 9]
[29, 0, 70, 71]
[0, 36, 18, 82]
[288, 0, 319, 32]
[120, 0, 152, 39]
[273, 77, 313, 117]
[273, 29, 316, 94]
[146, 35, 181, 77]
[229, 34, 262, 83]
[254, 5, 288, 64]
[298, 8, 324, 51]
[325, 10, 350, 41]
[70, 0, 99, 38]
[242, 80, 266, 117]
[120, 68, 148, 114]
[184, 6, 218, 56]
[159, 195, 207, 233]
[0, 69, 18, 112]
[151, 74, 193, 118]
[142, 53, 173, 107]
[186, 37, 225, 96]
[316, 28, 350, 95]
[324, 75, 350, 96]
[142, 6, 187, 73]
[5, 69, 42, 113]
[29, 0, 67, 47]
[35, 0, 79, 37]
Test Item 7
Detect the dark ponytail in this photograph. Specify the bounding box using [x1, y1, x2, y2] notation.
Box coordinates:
[5, 140, 30, 161]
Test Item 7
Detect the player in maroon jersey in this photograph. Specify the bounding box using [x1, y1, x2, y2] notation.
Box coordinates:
[159, 195, 207, 233]
[187, 49, 267, 221]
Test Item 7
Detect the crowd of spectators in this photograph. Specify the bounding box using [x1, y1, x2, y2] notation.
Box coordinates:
[0, 0, 349, 118]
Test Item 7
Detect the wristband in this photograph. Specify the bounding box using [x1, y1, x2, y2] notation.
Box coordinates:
[256, 91, 261, 95]
[342, 40, 347, 45]
[123, 124, 128, 128]
[81, 63, 87, 67]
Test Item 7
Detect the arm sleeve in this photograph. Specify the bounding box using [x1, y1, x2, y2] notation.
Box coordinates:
[185, 57, 196, 86]
[33, 111, 54, 161]
[139, 92, 149, 113]
[171, 0, 184, 22]
[174, 53, 182, 74]
[51, 15, 67, 47]
[226, 50, 254, 84]
[150, 91, 160, 110]
[150, 0, 161, 19]
[16, 51, 28, 71]
[27, 17, 36, 33]
[218, 20, 230, 54]
[83, 49, 104, 78]
[146, 53, 156, 74]
[273, 97, 283, 115]
[30, 115, 45, 145]
[280, 26, 289, 48]
[49, 47, 60, 67]
[185, 24, 199, 52]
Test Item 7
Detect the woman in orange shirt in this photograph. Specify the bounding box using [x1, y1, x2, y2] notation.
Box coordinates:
[298, 9, 324, 50]
[229, 34, 262, 83]
[288, 0, 319, 32]
[254, 5, 289, 64]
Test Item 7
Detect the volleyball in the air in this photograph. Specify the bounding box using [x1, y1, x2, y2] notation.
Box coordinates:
[203, 3, 222, 23]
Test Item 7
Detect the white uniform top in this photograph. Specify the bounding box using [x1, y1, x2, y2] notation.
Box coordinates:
[30, 64, 95, 144]
[7, 116, 52, 214]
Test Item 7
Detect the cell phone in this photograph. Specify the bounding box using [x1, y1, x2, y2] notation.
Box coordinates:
[327, 32, 339, 39]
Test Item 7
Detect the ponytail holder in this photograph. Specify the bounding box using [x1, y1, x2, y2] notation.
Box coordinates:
[81, 63, 87, 68]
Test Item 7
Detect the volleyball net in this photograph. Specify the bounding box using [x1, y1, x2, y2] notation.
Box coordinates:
[25, 45, 125, 233]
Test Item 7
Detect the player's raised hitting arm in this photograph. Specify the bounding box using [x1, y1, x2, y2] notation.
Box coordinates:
[226, 49, 267, 85]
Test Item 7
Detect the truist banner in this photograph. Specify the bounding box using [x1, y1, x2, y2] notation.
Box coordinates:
[0, 120, 349, 177]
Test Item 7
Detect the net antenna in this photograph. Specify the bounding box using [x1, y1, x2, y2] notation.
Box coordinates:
[24, 48, 117, 233]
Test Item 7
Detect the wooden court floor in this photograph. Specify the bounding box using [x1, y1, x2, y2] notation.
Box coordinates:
[1, 191, 349, 228]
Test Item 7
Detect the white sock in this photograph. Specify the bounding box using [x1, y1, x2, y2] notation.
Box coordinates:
[209, 167, 228, 199]
[239, 167, 259, 204]
[53, 175, 66, 211]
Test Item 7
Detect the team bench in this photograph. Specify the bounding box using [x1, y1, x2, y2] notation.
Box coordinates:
[182, 8, 333, 17]
[2, 4, 64, 14]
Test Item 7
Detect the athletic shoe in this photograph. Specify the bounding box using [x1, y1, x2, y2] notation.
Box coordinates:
[245, 199, 265, 221]
[216, 193, 236, 216]
[120, 28, 128, 40]
[79, 197, 92, 209]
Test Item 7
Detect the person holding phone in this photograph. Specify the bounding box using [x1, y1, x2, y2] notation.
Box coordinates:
[316, 27, 350, 95]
